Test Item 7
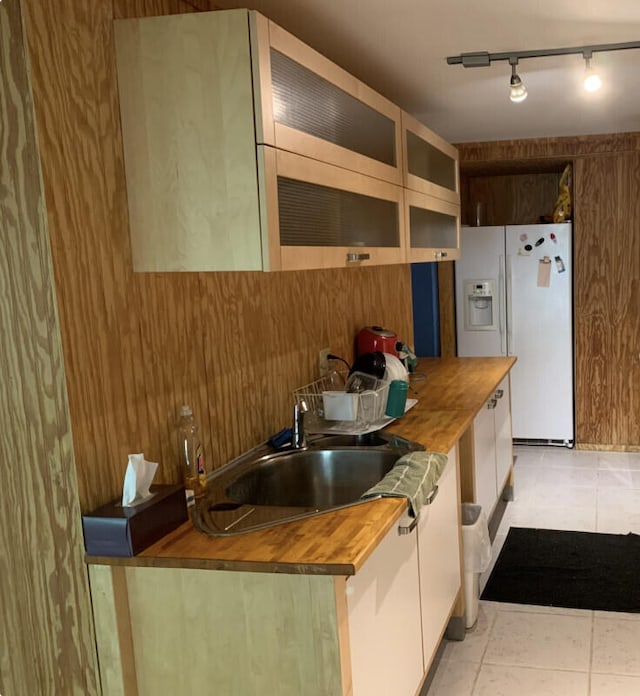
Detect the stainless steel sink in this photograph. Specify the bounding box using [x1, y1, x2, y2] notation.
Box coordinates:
[193, 432, 424, 536]
[226, 448, 401, 509]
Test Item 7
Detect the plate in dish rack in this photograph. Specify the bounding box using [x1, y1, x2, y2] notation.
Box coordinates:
[306, 399, 417, 435]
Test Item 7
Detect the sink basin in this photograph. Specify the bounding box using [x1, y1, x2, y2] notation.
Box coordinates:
[193, 432, 424, 536]
[225, 448, 400, 509]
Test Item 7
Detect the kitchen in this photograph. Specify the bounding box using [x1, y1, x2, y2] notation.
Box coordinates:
[2, 1, 640, 695]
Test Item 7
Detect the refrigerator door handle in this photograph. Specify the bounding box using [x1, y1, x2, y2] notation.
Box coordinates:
[506, 254, 513, 354]
[499, 255, 506, 355]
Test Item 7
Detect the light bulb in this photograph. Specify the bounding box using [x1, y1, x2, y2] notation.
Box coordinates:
[509, 74, 528, 103]
[583, 56, 602, 93]
[584, 67, 602, 92]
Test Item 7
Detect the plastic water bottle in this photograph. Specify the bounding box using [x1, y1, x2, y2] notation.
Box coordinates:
[177, 405, 207, 503]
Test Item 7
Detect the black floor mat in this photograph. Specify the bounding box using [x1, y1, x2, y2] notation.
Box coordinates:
[481, 526, 640, 613]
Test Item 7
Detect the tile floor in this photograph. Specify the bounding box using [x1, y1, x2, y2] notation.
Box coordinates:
[427, 445, 640, 695]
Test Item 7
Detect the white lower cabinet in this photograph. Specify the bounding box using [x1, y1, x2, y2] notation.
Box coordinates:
[346, 445, 461, 695]
[417, 446, 462, 668]
[346, 512, 423, 696]
[468, 377, 513, 519]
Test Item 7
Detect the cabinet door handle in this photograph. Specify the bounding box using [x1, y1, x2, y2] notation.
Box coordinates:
[494, 389, 504, 399]
[397, 485, 439, 535]
[346, 252, 370, 263]
[398, 516, 419, 535]
[434, 251, 448, 259]
[487, 398, 497, 409]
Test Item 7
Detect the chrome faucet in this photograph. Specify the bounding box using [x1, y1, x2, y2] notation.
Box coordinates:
[292, 399, 309, 449]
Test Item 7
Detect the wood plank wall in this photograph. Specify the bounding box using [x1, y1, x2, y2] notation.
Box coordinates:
[443, 134, 640, 449]
[461, 173, 562, 227]
[0, 2, 98, 694]
[22, 0, 414, 515]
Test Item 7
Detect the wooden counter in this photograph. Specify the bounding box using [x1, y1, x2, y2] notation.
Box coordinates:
[87, 356, 515, 575]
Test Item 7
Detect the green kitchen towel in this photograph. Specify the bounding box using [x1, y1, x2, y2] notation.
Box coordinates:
[361, 451, 448, 517]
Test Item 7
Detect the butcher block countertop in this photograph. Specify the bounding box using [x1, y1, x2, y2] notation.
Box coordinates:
[87, 356, 515, 575]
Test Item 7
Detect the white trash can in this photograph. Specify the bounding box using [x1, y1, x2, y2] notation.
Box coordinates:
[461, 503, 492, 629]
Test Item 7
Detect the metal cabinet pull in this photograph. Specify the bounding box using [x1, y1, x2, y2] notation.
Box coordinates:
[398, 516, 419, 535]
[434, 251, 448, 259]
[397, 485, 439, 535]
[487, 398, 498, 410]
[346, 252, 370, 263]
[494, 389, 504, 399]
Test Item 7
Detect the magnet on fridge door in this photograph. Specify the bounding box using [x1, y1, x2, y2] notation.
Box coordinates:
[534, 237, 545, 247]
[519, 233, 528, 242]
[555, 255, 566, 273]
[550, 233, 557, 244]
[524, 244, 533, 252]
[518, 247, 531, 256]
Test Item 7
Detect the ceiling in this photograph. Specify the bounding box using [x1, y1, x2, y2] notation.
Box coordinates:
[213, 0, 640, 144]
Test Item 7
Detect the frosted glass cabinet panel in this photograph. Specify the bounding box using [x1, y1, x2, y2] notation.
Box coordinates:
[405, 190, 460, 262]
[269, 50, 397, 169]
[268, 148, 406, 271]
[261, 17, 403, 184]
[402, 112, 460, 204]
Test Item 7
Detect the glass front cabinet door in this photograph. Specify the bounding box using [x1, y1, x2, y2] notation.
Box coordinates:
[401, 112, 461, 261]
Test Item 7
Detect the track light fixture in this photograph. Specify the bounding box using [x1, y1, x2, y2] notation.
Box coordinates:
[447, 40, 640, 103]
[582, 54, 602, 93]
[509, 58, 527, 103]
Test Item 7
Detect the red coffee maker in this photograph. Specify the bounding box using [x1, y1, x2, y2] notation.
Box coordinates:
[356, 326, 400, 357]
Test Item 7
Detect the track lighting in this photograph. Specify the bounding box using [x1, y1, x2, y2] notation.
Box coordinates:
[447, 40, 640, 102]
[509, 60, 527, 103]
[583, 56, 602, 93]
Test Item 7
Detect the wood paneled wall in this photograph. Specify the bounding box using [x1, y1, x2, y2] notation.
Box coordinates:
[461, 173, 562, 226]
[22, 0, 413, 516]
[0, 2, 98, 694]
[446, 134, 640, 449]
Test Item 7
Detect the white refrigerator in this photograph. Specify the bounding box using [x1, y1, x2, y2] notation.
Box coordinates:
[455, 223, 574, 444]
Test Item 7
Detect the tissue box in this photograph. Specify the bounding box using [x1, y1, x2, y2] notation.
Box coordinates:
[82, 484, 188, 557]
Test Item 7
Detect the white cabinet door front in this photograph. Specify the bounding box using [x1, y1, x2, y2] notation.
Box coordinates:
[347, 517, 423, 696]
[494, 376, 513, 498]
[417, 446, 462, 670]
[474, 403, 499, 519]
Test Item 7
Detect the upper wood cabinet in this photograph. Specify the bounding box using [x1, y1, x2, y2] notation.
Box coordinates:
[401, 112, 460, 203]
[113, 10, 455, 271]
[114, 10, 405, 272]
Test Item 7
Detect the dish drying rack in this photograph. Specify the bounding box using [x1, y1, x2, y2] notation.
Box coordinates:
[292, 371, 391, 435]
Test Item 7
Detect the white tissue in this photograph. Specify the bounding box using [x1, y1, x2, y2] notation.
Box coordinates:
[121, 453, 158, 507]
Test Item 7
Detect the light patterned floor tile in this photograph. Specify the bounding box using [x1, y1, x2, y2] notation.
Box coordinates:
[498, 503, 596, 532]
[483, 610, 592, 671]
[592, 615, 640, 676]
[590, 672, 640, 695]
[425, 660, 479, 696]
[598, 451, 640, 471]
[542, 448, 599, 470]
[473, 664, 589, 696]
[441, 603, 496, 663]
